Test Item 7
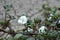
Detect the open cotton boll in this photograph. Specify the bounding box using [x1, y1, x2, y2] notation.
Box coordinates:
[58, 20, 60, 24]
[18, 16, 28, 24]
[50, 14, 54, 16]
[39, 26, 47, 33]
[27, 28, 33, 33]
[48, 17, 52, 21]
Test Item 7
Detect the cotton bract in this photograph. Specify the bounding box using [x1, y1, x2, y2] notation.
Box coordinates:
[39, 26, 47, 33]
[18, 16, 28, 24]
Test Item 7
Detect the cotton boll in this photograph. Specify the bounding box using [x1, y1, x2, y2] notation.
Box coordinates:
[39, 26, 47, 33]
[27, 28, 33, 33]
[58, 20, 60, 23]
[18, 16, 28, 24]
[48, 17, 52, 21]
[50, 14, 53, 16]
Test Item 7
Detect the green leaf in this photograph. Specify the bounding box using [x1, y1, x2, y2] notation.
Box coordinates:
[42, 4, 51, 11]
[52, 14, 60, 21]
[51, 7, 57, 13]
[0, 20, 4, 25]
[0, 38, 6, 40]
[14, 34, 22, 40]
[47, 31, 58, 39]
[6, 36, 14, 40]
[50, 23, 56, 27]
[34, 18, 41, 23]
[3, 5, 12, 11]
[27, 20, 33, 28]
[37, 34, 45, 40]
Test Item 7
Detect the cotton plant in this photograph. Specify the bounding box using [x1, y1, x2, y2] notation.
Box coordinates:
[0, 3, 60, 40]
[17, 15, 34, 33]
[0, 4, 17, 39]
[42, 4, 57, 21]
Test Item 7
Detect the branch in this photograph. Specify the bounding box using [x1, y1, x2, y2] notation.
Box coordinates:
[0, 28, 17, 36]
[0, 23, 17, 36]
[0, 29, 8, 33]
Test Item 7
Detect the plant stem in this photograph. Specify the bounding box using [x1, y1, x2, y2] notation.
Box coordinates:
[46, 0, 49, 7]
[3, 0, 7, 21]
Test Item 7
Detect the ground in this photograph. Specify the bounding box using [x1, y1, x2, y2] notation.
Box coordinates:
[0, 0, 60, 39]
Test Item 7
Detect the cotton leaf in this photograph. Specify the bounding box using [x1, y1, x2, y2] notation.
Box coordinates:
[14, 34, 22, 40]
[6, 36, 14, 40]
